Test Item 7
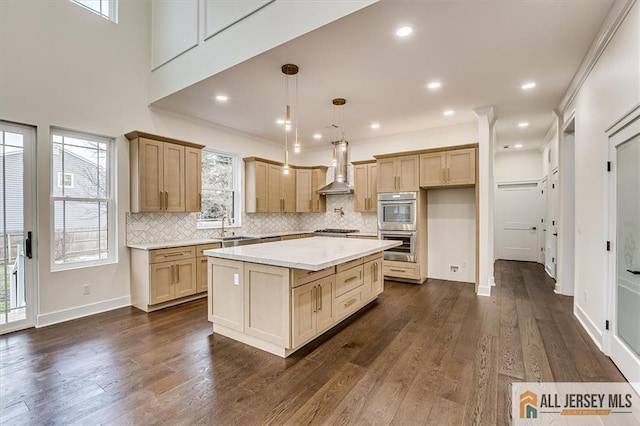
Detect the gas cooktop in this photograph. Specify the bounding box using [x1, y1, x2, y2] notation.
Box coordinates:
[314, 228, 360, 236]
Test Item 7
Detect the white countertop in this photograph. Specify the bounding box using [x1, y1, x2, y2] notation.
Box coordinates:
[127, 231, 316, 250]
[203, 236, 400, 271]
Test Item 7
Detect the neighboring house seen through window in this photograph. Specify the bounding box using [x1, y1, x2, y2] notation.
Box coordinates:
[51, 129, 115, 269]
[198, 150, 240, 229]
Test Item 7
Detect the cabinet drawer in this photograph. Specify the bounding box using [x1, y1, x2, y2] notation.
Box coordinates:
[196, 243, 221, 257]
[292, 265, 335, 288]
[363, 253, 383, 264]
[383, 261, 420, 279]
[150, 246, 195, 264]
[335, 288, 362, 320]
[336, 265, 363, 297]
[336, 257, 364, 273]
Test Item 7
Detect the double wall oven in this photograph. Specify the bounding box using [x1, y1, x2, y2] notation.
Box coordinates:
[378, 192, 417, 262]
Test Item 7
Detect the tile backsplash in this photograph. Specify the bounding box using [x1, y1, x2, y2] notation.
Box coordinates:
[126, 194, 377, 244]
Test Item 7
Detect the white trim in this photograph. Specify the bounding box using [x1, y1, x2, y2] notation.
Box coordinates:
[557, 0, 637, 114]
[36, 295, 131, 328]
[574, 303, 603, 351]
[495, 179, 540, 187]
[477, 277, 493, 297]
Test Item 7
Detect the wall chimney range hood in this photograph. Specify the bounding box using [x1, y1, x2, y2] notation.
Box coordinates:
[317, 140, 353, 195]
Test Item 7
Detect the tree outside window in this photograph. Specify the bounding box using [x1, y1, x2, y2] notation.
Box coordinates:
[199, 150, 239, 227]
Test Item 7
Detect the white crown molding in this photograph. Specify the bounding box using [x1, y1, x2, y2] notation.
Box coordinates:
[558, 0, 637, 114]
[473, 105, 495, 122]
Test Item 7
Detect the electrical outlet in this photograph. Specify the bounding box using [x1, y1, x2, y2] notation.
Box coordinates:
[83, 284, 91, 295]
[450, 265, 459, 273]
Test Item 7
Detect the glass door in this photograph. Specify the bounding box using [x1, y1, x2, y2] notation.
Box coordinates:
[0, 121, 36, 333]
[608, 111, 640, 392]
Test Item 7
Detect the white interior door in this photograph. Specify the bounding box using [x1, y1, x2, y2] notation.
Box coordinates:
[495, 182, 539, 262]
[545, 170, 558, 278]
[608, 112, 640, 392]
[0, 121, 36, 334]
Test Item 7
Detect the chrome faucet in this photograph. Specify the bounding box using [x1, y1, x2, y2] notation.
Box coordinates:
[220, 214, 231, 238]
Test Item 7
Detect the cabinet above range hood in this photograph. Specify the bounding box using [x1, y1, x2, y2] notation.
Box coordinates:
[317, 140, 354, 195]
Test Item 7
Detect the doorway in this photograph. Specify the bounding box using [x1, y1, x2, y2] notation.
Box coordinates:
[495, 182, 539, 262]
[558, 117, 576, 295]
[0, 121, 37, 333]
[607, 109, 640, 392]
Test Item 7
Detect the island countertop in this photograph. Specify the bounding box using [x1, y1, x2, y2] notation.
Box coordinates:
[203, 236, 400, 271]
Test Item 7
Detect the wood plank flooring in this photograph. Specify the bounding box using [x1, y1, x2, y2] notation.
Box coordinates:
[0, 261, 627, 425]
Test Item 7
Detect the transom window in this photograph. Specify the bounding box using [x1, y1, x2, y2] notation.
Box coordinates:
[71, 0, 117, 22]
[198, 150, 241, 228]
[51, 128, 115, 269]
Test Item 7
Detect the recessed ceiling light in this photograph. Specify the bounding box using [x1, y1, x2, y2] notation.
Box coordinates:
[313, 133, 322, 139]
[443, 109, 455, 116]
[427, 81, 441, 89]
[515, 143, 524, 148]
[215, 95, 228, 102]
[518, 122, 529, 128]
[371, 123, 380, 129]
[521, 82, 536, 90]
[276, 119, 285, 125]
[396, 26, 413, 37]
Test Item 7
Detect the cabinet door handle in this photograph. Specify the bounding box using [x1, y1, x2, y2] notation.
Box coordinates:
[312, 286, 317, 313]
[201, 258, 207, 263]
[160, 191, 164, 210]
[447, 168, 450, 183]
[441, 168, 445, 184]
[176, 264, 180, 282]
[317, 199, 320, 210]
[319, 285, 323, 311]
[375, 263, 379, 282]
[165, 191, 169, 209]
[256, 197, 259, 210]
[170, 265, 174, 284]
[198, 193, 202, 210]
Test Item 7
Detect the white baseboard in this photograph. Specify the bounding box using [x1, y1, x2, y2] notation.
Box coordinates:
[477, 276, 493, 297]
[574, 303, 603, 351]
[36, 296, 131, 328]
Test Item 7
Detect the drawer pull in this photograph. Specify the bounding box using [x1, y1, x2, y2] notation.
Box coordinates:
[390, 268, 406, 273]
[201, 258, 207, 263]
[344, 298, 357, 308]
[344, 276, 359, 283]
[163, 252, 184, 257]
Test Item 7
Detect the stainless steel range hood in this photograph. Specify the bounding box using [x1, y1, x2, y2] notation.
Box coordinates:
[317, 140, 354, 195]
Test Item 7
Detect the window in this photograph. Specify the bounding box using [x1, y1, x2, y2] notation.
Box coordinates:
[71, 0, 117, 22]
[57, 172, 74, 189]
[198, 150, 241, 228]
[51, 129, 115, 269]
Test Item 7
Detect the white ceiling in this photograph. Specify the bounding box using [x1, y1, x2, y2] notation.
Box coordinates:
[153, 0, 614, 154]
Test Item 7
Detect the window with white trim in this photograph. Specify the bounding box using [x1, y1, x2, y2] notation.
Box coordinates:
[51, 129, 115, 269]
[71, 0, 117, 22]
[198, 150, 241, 228]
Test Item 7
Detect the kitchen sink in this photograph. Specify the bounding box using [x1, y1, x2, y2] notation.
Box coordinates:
[219, 236, 259, 247]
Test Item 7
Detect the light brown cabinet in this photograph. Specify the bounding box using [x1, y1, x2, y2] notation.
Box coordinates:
[245, 158, 297, 213]
[363, 254, 384, 299]
[291, 276, 334, 348]
[377, 155, 419, 193]
[127, 131, 203, 213]
[419, 148, 476, 187]
[196, 243, 221, 294]
[295, 167, 327, 212]
[353, 161, 377, 212]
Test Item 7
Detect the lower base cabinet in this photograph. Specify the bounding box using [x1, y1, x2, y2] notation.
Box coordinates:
[209, 252, 385, 356]
[383, 259, 423, 282]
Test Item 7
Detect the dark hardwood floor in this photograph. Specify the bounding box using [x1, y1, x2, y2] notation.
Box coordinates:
[0, 261, 626, 425]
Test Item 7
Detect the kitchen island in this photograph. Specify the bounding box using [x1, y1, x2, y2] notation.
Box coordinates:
[204, 237, 401, 357]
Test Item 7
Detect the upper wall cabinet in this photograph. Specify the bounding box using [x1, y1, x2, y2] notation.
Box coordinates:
[419, 148, 476, 187]
[296, 167, 327, 213]
[353, 160, 377, 212]
[127, 131, 204, 213]
[245, 158, 299, 213]
[376, 155, 419, 193]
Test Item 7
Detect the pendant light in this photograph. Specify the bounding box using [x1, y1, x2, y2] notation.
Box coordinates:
[332, 98, 346, 182]
[281, 64, 300, 175]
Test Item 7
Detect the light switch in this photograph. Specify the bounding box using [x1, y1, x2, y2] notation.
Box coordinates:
[233, 273, 239, 286]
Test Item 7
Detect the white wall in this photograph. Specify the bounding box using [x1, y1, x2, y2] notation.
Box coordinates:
[300, 122, 479, 165]
[567, 2, 639, 347]
[427, 188, 476, 283]
[0, 1, 288, 326]
[494, 150, 543, 182]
